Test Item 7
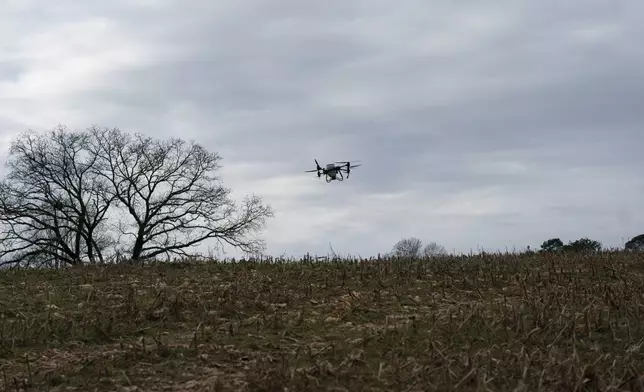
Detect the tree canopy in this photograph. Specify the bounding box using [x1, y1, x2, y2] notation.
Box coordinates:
[539, 237, 602, 253]
[0, 125, 273, 267]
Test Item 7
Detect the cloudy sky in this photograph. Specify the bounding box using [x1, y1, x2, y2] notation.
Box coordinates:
[2, 0, 643, 258]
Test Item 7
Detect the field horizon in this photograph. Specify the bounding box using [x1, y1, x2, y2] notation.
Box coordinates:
[1, 251, 643, 391]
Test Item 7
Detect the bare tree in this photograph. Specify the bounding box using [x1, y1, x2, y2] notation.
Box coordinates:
[87, 127, 273, 261]
[0, 125, 273, 267]
[423, 241, 447, 257]
[0, 127, 113, 267]
[391, 237, 423, 259]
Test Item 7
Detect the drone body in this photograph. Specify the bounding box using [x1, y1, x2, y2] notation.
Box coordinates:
[305, 159, 362, 183]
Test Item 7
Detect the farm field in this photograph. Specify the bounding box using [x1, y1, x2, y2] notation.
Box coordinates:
[0, 252, 644, 391]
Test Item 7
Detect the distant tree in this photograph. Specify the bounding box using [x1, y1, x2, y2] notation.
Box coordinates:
[423, 241, 447, 257]
[625, 234, 644, 251]
[563, 237, 602, 253]
[540, 238, 564, 252]
[391, 237, 423, 259]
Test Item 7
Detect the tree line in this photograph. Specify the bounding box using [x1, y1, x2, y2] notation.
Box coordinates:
[389, 234, 644, 259]
[0, 125, 273, 267]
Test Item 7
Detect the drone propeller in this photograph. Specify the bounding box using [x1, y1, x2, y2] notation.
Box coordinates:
[336, 160, 361, 168]
[334, 160, 362, 178]
[305, 159, 323, 178]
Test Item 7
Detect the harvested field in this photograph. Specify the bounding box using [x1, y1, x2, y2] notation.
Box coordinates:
[1, 251, 644, 391]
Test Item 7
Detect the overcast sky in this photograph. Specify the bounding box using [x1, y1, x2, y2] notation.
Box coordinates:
[2, 0, 643, 258]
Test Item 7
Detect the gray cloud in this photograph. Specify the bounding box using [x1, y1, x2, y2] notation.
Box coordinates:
[1, 0, 643, 257]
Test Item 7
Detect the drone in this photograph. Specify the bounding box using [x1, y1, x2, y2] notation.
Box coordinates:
[305, 159, 362, 183]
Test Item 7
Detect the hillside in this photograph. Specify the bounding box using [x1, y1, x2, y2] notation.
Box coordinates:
[0, 252, 643, 391]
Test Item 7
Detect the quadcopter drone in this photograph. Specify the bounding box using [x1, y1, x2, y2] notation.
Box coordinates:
[305, 159, 362, 183]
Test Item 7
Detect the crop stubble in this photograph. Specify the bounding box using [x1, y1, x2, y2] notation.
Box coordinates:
[0, 251, 643, 391]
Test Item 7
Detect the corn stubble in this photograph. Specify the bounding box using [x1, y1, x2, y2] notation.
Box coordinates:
[0, 251, 643, 391]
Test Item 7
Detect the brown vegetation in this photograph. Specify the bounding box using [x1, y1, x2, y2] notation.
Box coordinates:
[0, 251, 643, 391]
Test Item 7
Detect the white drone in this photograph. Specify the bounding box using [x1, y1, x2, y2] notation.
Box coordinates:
[305, 159, 362, 183]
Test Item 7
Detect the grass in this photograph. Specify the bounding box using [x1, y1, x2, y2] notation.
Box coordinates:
[0, 251, 644, 391]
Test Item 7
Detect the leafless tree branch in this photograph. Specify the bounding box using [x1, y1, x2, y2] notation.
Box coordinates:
[87, 127, 273, 261]
[0, 125, 273, 267]
[0, 126, 115, 267]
